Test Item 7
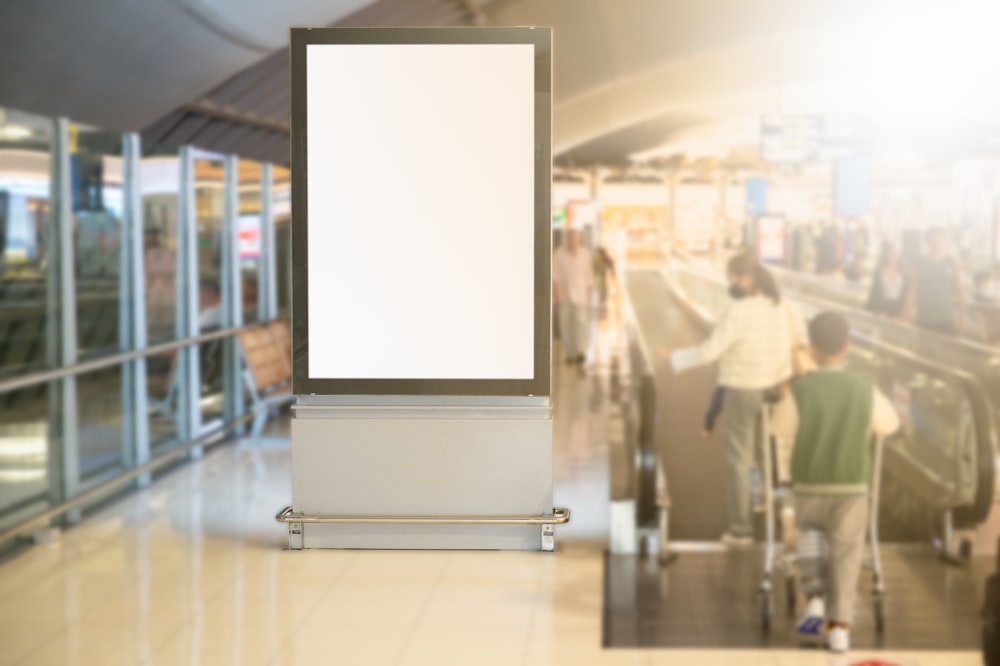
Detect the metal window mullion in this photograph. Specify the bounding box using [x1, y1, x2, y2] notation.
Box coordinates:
[177, 146, 202, 455]
[260, 163, 277, 321]
[54, 118, 80, 522]
[45, 119, 63, 511]
[119, 135, 135, 473]
[222, 155, 243, 424]
[123, 133, 151, 485]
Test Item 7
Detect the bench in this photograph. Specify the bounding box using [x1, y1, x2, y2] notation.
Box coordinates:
[236, 320, 293, 450]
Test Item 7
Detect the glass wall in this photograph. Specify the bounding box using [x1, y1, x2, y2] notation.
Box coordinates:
[140, 152, 181, 451]
[141, 154, 179, 344]
[239, 159, 262, 324]
[194, 154, 225, 427]
[0, 109, 57, 534]
[0, 107, 285, 543]
[73, 127, 126, 481]
[0, 109, 54, 377]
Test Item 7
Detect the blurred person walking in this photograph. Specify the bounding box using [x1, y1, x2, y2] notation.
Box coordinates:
[973, 270, 1000, 345]
[909, 227, 965, 334]
[593, 245, 616, 308]
[664, 252, 807, 547]
[865, 242, 910, 318]
[771, 311, 899, 653]
[553, 228, 594, 364]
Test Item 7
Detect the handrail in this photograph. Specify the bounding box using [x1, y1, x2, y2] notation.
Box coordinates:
[769, 264, 1000, 353]
[0, 410, 256, 548]
[618, 270, 672, 556]
[665, 264, 997, 525]
[274, 506, 570, 526]
[0, 320, 286, 396]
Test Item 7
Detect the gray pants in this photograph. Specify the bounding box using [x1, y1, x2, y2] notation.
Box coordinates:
[559, 302, 589, 360]
[795, 494, 869, 624]
[720, 387, 764, 537]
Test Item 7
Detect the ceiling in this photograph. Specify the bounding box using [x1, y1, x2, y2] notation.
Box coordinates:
[3, 0, 1000, 166]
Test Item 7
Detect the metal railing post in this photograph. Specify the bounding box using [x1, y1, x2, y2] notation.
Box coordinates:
[260, 163, 277, 321]
[53, 118, 81, 523]
[177, 146, 202, 455]
[222, 155, 243, 425]
[122, 133, 151, 486]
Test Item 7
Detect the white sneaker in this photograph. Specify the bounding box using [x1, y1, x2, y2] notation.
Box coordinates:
[720, 532, 753, 548]
[826, 626, 850, 653]
[796, 596, 825, 637]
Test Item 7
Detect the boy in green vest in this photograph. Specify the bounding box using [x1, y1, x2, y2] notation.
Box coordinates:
[771, 311, 899, 653]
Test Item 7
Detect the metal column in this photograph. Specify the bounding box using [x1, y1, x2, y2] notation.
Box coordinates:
[259, 163, 278, 321]
[50, 118, 80, 521]
[176, 146, 202, 455]
[120, 133, 151, 486]
[221, 155, 243, 424]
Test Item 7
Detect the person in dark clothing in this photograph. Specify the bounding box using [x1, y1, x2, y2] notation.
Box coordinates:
[703, 386, 725, 436]
[815, 225, 842, 275]
[909, 227, 965, 334]
[865, 242, 910, 318]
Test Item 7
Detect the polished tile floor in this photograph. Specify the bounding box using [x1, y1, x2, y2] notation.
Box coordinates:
[0, 289, 984, 665]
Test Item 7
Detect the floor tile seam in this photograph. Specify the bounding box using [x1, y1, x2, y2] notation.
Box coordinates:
[0, 451, 249, 599]
[4, 562, 151, 666]
[7, 589, 185, 666]
[391, 553, 455, 665]
[106, 547, 261, 662]
[264, 551, 360, 666]
[517, 560, 554, 666]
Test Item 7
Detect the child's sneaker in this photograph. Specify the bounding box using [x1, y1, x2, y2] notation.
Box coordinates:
[795, 597, 825, 637]
[826, 625, 850, 653]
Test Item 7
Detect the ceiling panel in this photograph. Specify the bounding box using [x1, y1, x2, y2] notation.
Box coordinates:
[0, 0, 376, 130]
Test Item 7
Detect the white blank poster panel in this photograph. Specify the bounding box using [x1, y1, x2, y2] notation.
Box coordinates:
[306, 44, 536, 380]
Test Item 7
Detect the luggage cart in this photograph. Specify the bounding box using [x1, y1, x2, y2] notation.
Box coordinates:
[757, 404, 887, 633]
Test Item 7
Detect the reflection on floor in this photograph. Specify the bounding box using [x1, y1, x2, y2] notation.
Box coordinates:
[604, 546, 987, 651]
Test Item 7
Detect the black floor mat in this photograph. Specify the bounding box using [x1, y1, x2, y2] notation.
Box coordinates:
[603, 545, 987, 650]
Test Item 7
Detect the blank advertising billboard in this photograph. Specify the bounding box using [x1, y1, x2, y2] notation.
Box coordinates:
[290, 28, 552, 396]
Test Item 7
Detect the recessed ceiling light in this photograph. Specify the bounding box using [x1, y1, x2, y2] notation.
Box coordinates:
[0, 125, 32, 140]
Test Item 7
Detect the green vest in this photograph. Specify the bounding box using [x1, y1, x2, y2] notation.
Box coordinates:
[789, 368, 873, 495]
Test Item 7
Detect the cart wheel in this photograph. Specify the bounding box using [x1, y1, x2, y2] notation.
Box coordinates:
[760, 591, 772, 632]
[958, 537, 973, 561]
[874, 594, 886, 633]
[785, 576, 797, 617]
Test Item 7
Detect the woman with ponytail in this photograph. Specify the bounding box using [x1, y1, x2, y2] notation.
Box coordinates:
[667, 252, 807, 547]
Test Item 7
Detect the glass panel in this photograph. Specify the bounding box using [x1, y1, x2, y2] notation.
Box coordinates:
[141, 152, 180, 450]
[0, 384, 52, 536]
[141, 154, 179, 345]
[195, 156, 224, 424]
[147, 355, 179, 452]
[239, 159, 262, 324]
[0, 108, 54, 377]
[72, 128, 127, 485]
[73, 127, 123, 360]
[273, 165, 291, 316]
[77, 366, 123, 481]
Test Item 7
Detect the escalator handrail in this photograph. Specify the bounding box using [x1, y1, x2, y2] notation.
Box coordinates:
[618, 271, 664, 525]
[769, 263, 1000, 354]
[665, 264, 997, 526]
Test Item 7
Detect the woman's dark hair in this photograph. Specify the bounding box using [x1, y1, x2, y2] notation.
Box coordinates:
[727, 251, 782, 305]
